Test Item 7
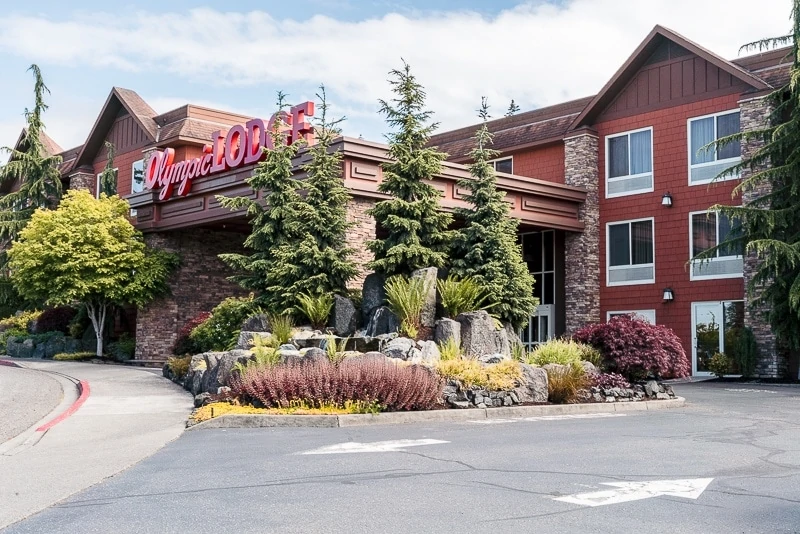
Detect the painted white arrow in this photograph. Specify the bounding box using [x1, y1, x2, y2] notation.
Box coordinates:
[298, 439, 449, 455]
[554, 478, 713, 507]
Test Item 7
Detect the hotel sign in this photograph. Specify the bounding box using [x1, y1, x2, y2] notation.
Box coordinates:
[145, 102, 315, 201]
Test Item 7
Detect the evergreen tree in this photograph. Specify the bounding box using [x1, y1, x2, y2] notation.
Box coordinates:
[505, 99, 520, 117]
[702, 3, 800, 350]
[0, 65, 62, 252]
[450, 98, 537, 329]
[216, 92, 304, 312]
[97, 141, 117, 197]
[270, 86, 357, 302]
[367, 61, 452, 277]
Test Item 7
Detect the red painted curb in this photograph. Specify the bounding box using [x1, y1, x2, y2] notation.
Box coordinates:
[36, 380, 91, 432]
[0, 359, 21, 367]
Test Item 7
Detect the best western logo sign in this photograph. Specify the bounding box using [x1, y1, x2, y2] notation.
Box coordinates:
[145, 102, 315, 201]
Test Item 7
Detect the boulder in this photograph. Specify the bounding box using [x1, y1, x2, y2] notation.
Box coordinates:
[434, 319, 461, 345]
[382, 337, 415, 360]
[278, 343, 298, 351]
[291, 330, 327, 349]
[241, 314, 270, 332]
[409, 340, 440, 365]
[364, 306, 399, 337]
[200, 352, 228, 393]
[411, 267, 438, 328]
[581, 361, 598, 374]
[302, 347, 328, 364]
[43, 335, 66, 359]
[332, 295, 358, 336]
[361, 272, 386, 323]
[217, 350, 254, 387]
[186, 354, 208, 396]
[236, 331, 271, 350]
[194, 393, 212, 408]
[32, 342, 46, 359]
[456, 311, 509, 359]
[477, 353, 508, 364]
[279, 349, 303, 363]
[514, 364, 548, 403]
[644, 380, 660, 398]
[11, 338, 35, 359]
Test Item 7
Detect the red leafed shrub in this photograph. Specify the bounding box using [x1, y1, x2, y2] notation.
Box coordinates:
[573, 315, 690, 380]
[173, 311, 212, 355]
[231, 358, 443, 411]
[589, 372, 631, 389]
[34, 306, 77, 334]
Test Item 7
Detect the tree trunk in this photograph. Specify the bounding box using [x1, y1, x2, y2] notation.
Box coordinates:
[86, 301, 107, 358]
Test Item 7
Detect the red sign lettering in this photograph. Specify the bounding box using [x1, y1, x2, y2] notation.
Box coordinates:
[145, 102, 315, 201]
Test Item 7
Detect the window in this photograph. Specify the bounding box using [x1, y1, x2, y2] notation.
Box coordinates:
[95, 168, 118, 199]
[689, 210, 743, 280]
[607, 218, 655, 286]
[607, 310, 656, 324]
[489, 157, 513, 174]
[131, 159, 145, 194]
[605, 127, 653, 198]
[688, 110, 741, 185]
[692, 301, 744, 375]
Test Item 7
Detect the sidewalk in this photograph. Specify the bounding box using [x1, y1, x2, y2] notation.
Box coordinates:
[0, 361, 192, 529]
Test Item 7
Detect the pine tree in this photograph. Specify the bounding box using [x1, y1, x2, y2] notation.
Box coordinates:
[367, 61, 452, 277]
[701, 3, 800, 351]
[216, 92, 304, 312]
[451, 98, 538, 329]
[97, 141, 117, 197]
[270, 86, 357, 302]
[505, 99, 520, 117]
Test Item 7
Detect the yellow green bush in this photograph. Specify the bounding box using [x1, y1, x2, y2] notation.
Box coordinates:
[191, 399, 381, 424]
[527, 339, 594, 366]
[166, 355, 192, 379]
[437, 337, 461, 361]
[53, 351, 97, 361]
[435, 359, 521, 390]
[0, 310, 42, 333]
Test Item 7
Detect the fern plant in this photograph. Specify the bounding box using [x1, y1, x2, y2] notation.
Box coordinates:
[385, 275, 430, 338]
[268, 313, 294, 345]
[437, 337, 461, 361]
[233, 336, 281, 375]
[324, 335, 350, 364]
[436, 275, 489, 318]
[295, 292, 334, 330]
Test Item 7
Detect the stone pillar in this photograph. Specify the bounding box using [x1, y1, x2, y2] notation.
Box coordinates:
[68, 171, 94, 193]
[739, 95, 787, 378]
[345, 197, 377, 289]
[563, 128, 600, 334]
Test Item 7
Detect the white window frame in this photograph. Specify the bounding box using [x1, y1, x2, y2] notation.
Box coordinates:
[488, 156, 513, 174]
[687, 109, 741, 186]
[607, 310, 656, 324]
[95, 167, 118, 199]
[131, 159, 145, 194]
[605, 126, 654, 199]
[606, 217, 656, 287]
[688, 210, 743, 281]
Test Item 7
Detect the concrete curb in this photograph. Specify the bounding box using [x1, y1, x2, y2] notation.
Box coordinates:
[188, 396, 686, 430]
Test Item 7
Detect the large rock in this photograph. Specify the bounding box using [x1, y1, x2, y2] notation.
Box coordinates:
[361, 272, 386, 323]
[434, 319, 461, 345]
[332, 295, 358, 336]
[236, 331, 272, 350]
[7, 338, 35, 359]
[241, 314, 270, 332]
[185, 354, 208, 395]
[43, 335, 67, 359]
[217, 350, 254, 387]
[364, 306, 399, 337]
[410, 340, 440, 365]
[456, 311, 509, 359]
[382, 337, 415, 360]
[200, 352, 228, 393]
[32, 342, 46, 359]
[301, 347, 328, 364]
[515, 364, 548, 403]
[411, 267, 438, 328]
[478, 353, 509, 364]
[291, 330, 327, 349]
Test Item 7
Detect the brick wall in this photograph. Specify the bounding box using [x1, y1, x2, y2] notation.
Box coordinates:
[135, 229, 248, 360]
[510, 143, 565, 183]
[345, 197, 377, 289]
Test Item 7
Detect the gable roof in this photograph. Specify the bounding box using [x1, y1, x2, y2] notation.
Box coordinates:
[572, 25, 773, 128]
[71, 87, 158, 170]
[152, 104, 254, 147]
[11, 127, 63, 157]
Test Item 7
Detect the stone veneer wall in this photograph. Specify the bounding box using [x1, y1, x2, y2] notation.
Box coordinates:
[68, 171, 94, 193]
[135, 229, 248, 360]
[345, 197, 377, 289]
[739, 95, 788, 378]
[563, 131, 600, 334]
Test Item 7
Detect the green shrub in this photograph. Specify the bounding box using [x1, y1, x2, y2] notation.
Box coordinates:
[53, 351, 97, 361]
[166, 355, 192, 379]
[233, 337, 281, 375]
[173, 311, 211, 355]
[435, 359, 521, 390]
[67, 305, 91, 339]
[385, 276, 430, 338]
[324, 335, 349, 364]
[731, 327, 759, 378]
[578, 344, 604, 369]
[189, 296, 255, 352]
[436, 275, 488, 318]
[708, 352, 732, 378]
[511, 341, 527, 362]
[0, 310, 42, 333]
[547, 362, 589, 404]
[268, 313, 294, 345]
[295, 293, 333, 330]
[108, 333, 136, 361]
[437, 337, 461, 361]
[527, 339, 590, 366]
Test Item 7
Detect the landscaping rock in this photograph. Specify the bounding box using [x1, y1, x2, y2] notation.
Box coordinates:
[361, 272, 386, 323]
[581, 361, 598, 374]
[32, 343, 46, 359]
[217, 350, 254, 387]
[241, 314, 270, 332]
[236, 331, 272, 350]
[194, 393, 211, 408]
[349, 335, 385, 353]
[409, 340, 440, 365]
[477, 353, 508, 364]
[456, 311, 509, 359]
[434, 318, 461, 345]
[644, 380, 660, 397]
[302, 347, 328, 363]
[279, 349, 303, 363]
[279, 343, 298, 351]
[382, 337, 415, 360]
[200, 352, 227, 393]
[332, 295, 358, 336]
[43, 335, 66, 359]
[291, 330, 327, 349]
[64, 338, 82, 354]
[411, 267, 438, 328]
[515, 364, 548, 403]
[364, 306, 399, 337]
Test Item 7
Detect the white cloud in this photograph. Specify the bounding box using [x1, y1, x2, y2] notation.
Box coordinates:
[0, 0, 791, 149]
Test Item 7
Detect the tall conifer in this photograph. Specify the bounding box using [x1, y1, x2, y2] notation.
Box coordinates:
[450, 98, 537, 329]
[367, 61, 452, 277]
[97, 141, 117, 197]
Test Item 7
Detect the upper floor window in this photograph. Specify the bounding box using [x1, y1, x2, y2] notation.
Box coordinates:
[607, 217, 655, 286]
[489, 157, 513, 174]
[132, 159, 145, 194]
[689, 210, 743, 280]
[95, 168, 118, 199]
[605, 127, 653, 198]
[688, 110, 741, 185]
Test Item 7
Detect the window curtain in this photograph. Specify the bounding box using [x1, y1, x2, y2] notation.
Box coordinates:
[629, 130, 652, 175]
[692, 213, 716, 256]
[716, 113, 741, 160]
[630, 220, 653, 265]
[691, 117, 714, 165]
[608, 136, 629, 178]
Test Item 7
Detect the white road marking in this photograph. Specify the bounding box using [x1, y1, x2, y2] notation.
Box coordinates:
[467, 413, 627, 424]
[724, 388, 777, 394]
[554, 478, 713, 507]
[298, 439, 449, 455]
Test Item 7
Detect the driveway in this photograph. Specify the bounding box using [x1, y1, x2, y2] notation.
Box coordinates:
[0, 365, 63, 443]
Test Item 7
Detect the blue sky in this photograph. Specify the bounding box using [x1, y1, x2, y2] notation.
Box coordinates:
[0, 0, 790, 155]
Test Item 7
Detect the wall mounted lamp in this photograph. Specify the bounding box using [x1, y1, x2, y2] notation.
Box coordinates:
[663, 287, 674, 302]
[662, 192, 673, 207]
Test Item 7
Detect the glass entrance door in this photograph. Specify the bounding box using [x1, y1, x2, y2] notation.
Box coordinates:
[691, 301, 744, 375]
[520, 304, 555, 351]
